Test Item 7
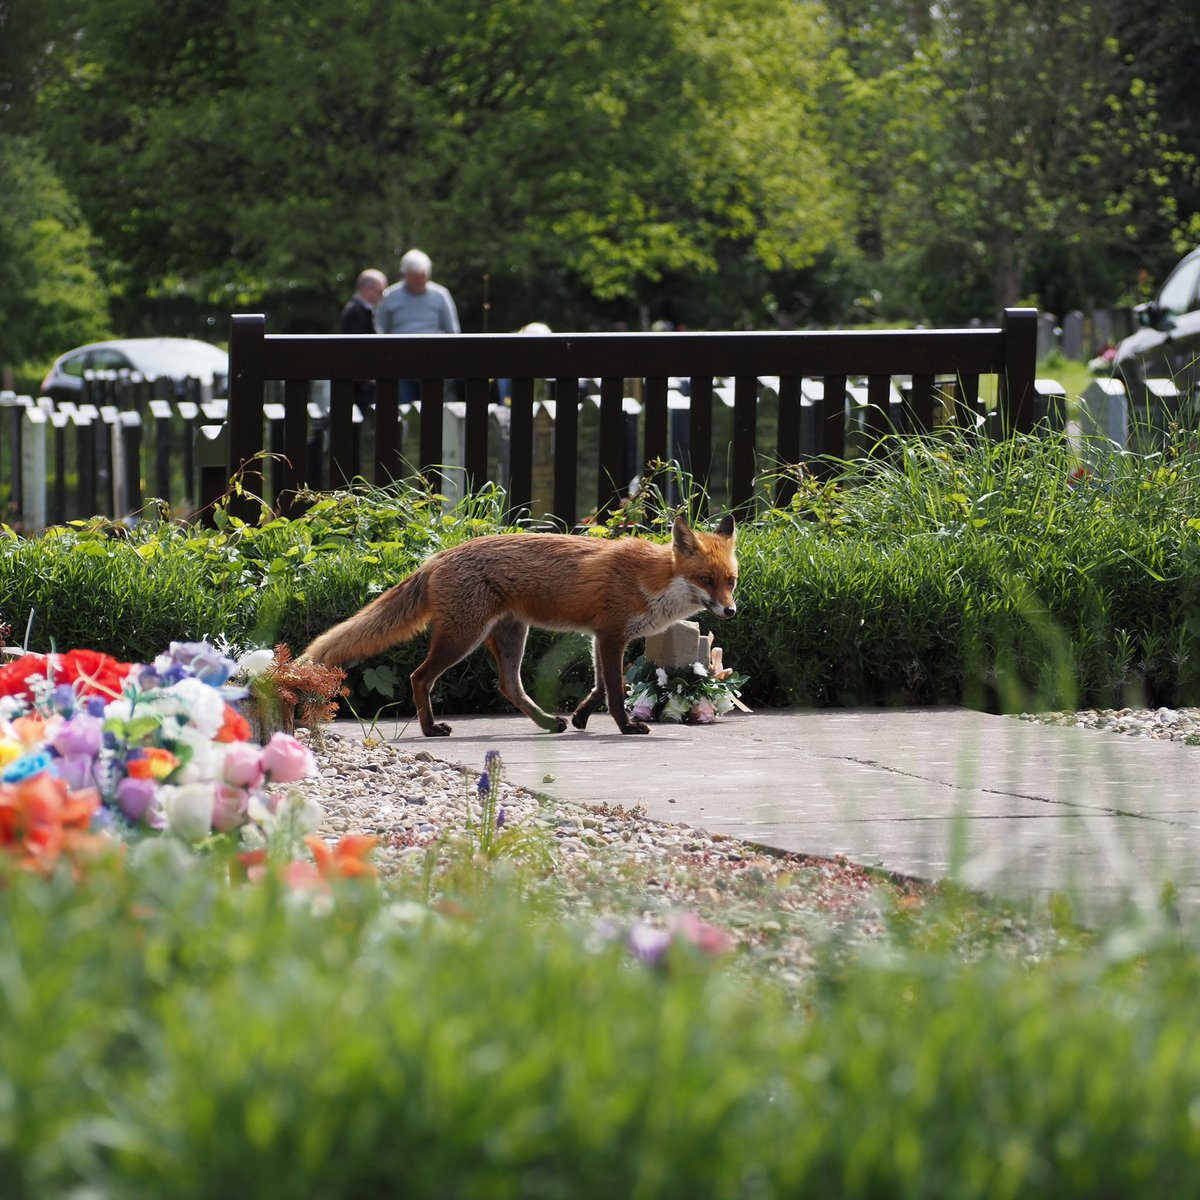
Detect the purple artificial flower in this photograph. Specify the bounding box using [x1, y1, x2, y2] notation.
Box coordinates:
[49, 713, 104, 759]
[164, 641, 237, 687]
[83, 695, 107, 718]
[115, 775, 158, 823]
[53, 753, 97, 791]
[630, 696, 655, 722]
[48, 683, 78, 716]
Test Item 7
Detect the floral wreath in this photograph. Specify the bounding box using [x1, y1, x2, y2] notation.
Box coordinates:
[625, 645, 747, 725]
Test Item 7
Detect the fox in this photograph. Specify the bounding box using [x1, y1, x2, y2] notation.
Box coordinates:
[301, 515, 738, 736]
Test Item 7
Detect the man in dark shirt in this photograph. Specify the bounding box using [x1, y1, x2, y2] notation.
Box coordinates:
[338, 269, 387, 407]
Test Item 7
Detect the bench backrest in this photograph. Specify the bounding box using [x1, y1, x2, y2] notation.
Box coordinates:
[224, 308, 1038, 524]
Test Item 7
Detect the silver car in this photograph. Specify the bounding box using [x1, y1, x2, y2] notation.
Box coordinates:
[1116, 247, 1200, 403]
[41, 337, 229, 403]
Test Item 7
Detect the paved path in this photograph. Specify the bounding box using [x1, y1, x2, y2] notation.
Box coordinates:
[333, 708, 1200, 921]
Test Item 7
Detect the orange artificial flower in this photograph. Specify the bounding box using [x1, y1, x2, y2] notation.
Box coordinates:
[126, 747, 181, 781]
[215, 704, 251, 744]
[0, 773, 102, 876]
[304, 834, 378, 880]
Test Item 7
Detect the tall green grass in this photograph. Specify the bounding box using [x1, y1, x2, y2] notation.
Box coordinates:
[2, 851, 1199, 1199]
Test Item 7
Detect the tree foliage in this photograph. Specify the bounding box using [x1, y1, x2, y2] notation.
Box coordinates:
[33, 0, 849, 333]
[824, 0, 1190, 320]
[6, 0, 1198, 342]
[0, 136, 110, 384]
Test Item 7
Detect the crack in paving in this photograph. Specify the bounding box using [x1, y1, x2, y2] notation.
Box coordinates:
[828, 754, 1195, 828]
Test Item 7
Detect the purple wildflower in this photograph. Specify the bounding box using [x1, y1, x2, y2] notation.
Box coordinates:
[495, 806, 506, 828]
[627, 922, 672, 969]
[476, 771, 490, 796]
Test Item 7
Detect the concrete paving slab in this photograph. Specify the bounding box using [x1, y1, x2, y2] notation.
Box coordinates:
[331, 706, 1200, 919]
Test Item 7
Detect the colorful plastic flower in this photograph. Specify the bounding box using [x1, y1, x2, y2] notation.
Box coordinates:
[260, 733, 316, 783]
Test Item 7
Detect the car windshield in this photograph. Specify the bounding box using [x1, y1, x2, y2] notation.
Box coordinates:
[122, 340, 228, 381]
[1157, 255, 1200, 318]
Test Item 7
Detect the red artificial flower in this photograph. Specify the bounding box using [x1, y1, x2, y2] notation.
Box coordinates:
[0, 649, 135, 702]
[215, 704, 252, 744]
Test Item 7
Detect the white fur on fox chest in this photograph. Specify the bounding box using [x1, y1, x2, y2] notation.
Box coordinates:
[623, 577, 705, 640]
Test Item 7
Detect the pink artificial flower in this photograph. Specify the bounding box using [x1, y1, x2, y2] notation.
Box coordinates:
[630, 696, 655, 721]
[212, 785, 250, 833]
[259, 733, 316, 783]
[691, 697, 717, 724]
[222, 742, 265, 790]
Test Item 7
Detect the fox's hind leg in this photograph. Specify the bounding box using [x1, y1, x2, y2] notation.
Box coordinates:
[411, 622, 490, 736]
[570, 639, 605, 729]
[486, 617, 568, 733]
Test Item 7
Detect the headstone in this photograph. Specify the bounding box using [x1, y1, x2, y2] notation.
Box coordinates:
[1061, 311, 1085, 361]
[645, 620, 712, 671]
[1078, 378, 1128, 446]
[1037, 312, 1059, 359]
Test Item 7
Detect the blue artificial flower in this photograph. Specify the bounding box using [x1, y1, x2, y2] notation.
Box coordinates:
[48, 683, 77, 716]
[83, 696, 107, 718]
[3, 750, 54, 784]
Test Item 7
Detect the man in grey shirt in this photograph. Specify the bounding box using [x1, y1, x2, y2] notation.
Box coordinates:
[375, 248, 460, 335]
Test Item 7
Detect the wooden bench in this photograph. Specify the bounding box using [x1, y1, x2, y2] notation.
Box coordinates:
[220, 308, 1039, 525]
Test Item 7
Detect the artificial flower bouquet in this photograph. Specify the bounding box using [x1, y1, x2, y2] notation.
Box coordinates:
[624, 645, 748, 725]
[0, 641, 324, 874]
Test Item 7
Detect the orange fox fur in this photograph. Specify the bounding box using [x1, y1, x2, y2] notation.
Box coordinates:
[302, 515, 738, 736]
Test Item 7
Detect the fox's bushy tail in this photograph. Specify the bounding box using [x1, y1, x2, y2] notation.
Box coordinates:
[302, 570, 431, 665]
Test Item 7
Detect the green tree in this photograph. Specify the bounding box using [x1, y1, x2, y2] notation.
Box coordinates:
[34, 0, 853, 332]
[825, 0, 1190, 321]
[0, 136, 110, 388]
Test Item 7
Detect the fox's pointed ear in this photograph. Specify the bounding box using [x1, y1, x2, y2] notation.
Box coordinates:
[715, 514, 735, 540]
[672, 515, 698, 555]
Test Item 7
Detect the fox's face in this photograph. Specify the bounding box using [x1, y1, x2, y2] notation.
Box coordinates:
[673, 515, 738, 619]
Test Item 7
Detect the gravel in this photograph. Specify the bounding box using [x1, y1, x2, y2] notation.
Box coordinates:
[1016, 706, 1200, 743]
[299, 711, 1148, 978]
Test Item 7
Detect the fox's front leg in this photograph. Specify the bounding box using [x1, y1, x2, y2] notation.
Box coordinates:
[595, 634, 649, 735]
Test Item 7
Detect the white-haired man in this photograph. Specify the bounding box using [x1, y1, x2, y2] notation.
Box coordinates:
[375, 249, 460, 336]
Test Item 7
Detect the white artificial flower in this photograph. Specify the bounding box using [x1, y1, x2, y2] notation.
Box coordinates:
[168, 677, 226, 738]
[237, 648, 276, 677]
[170, 724, 220, 783]
[655, 667, 668, 687]
[161, 783, 216, 843]
[662, 692, 690, 722]
[692, 661, 709, 676]
[714, 693, 735, 715]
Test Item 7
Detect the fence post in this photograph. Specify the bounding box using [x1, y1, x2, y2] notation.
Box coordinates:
[998, 307, 1039, 435]
[226, 315, 267, 523]
[21, 406, 47, 530]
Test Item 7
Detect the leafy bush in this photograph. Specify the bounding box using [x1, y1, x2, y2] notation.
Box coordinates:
[4, 432, 1200, 716]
